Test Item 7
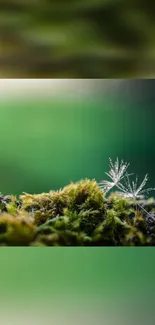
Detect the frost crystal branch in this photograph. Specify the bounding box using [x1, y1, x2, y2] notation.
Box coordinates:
[118, 173, 155, 221]
[117, 173, 154, 199]
[99, 158, 155, 222]
[99, 158, 129, 194]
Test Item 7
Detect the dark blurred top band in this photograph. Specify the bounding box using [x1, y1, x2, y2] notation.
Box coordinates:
[0, 0, 155, 78]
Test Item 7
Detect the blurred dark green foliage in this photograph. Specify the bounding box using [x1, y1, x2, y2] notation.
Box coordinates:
[1, 0, 155, 77]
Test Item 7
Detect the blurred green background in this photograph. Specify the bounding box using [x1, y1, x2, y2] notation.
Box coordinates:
[1, 248, 155, 324]
[0, 79, 155, 195]
[1, 0, 155, 77]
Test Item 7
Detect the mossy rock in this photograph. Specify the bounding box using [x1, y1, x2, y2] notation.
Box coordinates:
[0, 179, 155, 246]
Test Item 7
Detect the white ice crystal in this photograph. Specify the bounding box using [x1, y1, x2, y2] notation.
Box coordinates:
[99, 157, 130, 194]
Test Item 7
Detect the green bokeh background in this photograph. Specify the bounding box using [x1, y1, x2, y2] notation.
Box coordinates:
[0, 92, 154, 195]
[1, 248, 155, 324]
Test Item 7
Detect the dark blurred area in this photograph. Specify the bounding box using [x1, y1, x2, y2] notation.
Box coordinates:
[0, 0, 155, 77]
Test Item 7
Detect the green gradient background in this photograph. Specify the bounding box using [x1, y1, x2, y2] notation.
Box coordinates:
[0, 84, 155, 323]
[1, 249, 155, 324]
[1, 248, 155, 297]
[0, 94, 154, 194]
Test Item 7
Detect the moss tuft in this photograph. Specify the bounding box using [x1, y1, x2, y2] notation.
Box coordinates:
[0, 179, 155, 246]
[0, 212, 35, 246]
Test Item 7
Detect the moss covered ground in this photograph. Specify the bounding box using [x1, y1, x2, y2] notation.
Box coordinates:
[0, 179, 155, 246]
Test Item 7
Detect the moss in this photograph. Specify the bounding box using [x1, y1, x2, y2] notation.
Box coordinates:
[0, 195, 19, 213]
[0, 212, 35, 246]
[0, 179, 155, 245]
[20, 191, 68, 225]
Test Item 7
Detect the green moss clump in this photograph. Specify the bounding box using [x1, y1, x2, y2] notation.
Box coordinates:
[0, 194, 19, 214]
[0, 179, 155, 246]
[0, 212, 35, 246]
[20, 179, 105, 232]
